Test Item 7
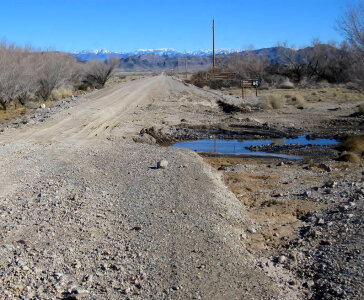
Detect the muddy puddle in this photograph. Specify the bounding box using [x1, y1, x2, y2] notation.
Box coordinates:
[170, 135, 339, 159]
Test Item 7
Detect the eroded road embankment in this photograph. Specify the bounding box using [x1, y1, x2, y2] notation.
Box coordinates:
[0, 75, 296, 299]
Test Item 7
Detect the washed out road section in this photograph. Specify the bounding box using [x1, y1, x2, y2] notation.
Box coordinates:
[0, 75, 291, 299]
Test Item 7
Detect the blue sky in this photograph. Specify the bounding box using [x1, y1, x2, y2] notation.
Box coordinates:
[0, 0, 356, 52]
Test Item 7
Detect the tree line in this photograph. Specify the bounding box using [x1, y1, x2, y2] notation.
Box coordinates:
[190, 2, 363, 90]
[0, 40, 119, 110]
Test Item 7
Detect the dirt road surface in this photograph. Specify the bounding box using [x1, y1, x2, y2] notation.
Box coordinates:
[0, 75, 299, 299]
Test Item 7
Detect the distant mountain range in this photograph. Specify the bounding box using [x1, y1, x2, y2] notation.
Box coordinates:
[70, 47, 322, 72]
[72, 48, 240, 61]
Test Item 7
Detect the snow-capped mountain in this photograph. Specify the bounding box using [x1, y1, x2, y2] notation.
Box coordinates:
[71, 48, 240, 60]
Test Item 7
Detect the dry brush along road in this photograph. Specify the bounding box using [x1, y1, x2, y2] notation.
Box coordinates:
[0, 75, 362, 299]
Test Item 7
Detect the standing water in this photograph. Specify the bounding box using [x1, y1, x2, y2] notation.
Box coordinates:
[170, 136, 339, 159]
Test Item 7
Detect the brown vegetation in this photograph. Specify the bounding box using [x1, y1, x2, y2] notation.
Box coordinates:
[0, 40, 120, 111]
[189, 5, 364, 91]
[338, 151, 362, 163]
[82, 57, 119, 88]
[359, 103, 364, 115]
[338, 135, 364, 155]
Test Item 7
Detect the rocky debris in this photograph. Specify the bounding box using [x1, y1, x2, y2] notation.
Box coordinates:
[324, 180, 338, 188]
[157, 159, 168, 169]
[0, 95, 83, 133]
[217, 100, 249, 113]
[139, 126, 172, 144]
[132, 133, 156, 145]
[208, 152, 363, 299]
[273, 170, 364, 299]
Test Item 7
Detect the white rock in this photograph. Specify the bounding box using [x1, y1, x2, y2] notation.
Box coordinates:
[157, 159, 168, 169]
[317, 218, 325, 225]
[278, 255, 287, 264]
[247, 227, 256, 234]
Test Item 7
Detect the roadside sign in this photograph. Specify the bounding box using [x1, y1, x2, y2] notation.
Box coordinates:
[241, 79, 259, 87]
[206, 72, 236, 80]
[241, 79, 260, 98]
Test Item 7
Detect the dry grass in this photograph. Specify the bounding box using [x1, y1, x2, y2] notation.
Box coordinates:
[359, 103, 364, 115]
[338, 151, 362, 163]
[105, 75, 140, 87]
[344, 93, 359, 101]
[222, 86, 363, 105]
[290, 94, 307, 108]
[51, 88, 74, 100]
[268, 95, 286, 109]
[0, 106, 26, 124]
[338, 135, 364, 155]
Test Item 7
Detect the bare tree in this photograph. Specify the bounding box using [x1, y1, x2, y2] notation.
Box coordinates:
[0, 40, 80, 109]
[227, 48, 268, 80]
[83, 57, 119, 88]
[36, 52, 76, 100]
[277, 42, 306, 82]
[337, 2, 364, 85]
[337, 2, 364, 53]
[0, 41, 33, 109]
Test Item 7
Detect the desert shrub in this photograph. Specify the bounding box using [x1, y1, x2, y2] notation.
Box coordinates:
[291, 94, 306, 108]
[190, 71, 208, 88]
[256, 101, 272, 110]
[227, 50, 268, 80]
[268, 95, 286, 109]
[0, 42, 36, 109]
[338, 135, 364, 155]
[0, 40, 80, 108]
[51, 88, 73, 100]
[263, 74, 286, 88]
[279, 79, 294, 89]
[346, 82, 361, 90]
[35, 52, 77, 100]
[259, 81, 270, 90]
[74, 82, 89, 91]
[338, 151, 361, 163]
[359, 103, 364, 115]
[82, 57, 119, 88]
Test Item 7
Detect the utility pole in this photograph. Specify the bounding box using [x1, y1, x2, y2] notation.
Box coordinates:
[213, 19, 215, 73]
[185, 54, 188, 80]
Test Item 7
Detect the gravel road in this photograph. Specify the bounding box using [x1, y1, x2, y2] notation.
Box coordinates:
[0, 75, 297, 299]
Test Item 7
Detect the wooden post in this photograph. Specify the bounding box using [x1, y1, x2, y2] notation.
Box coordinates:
[242, 85, 244, 99]
[213, 19, 215, 73]
[256, 85, 258, 97]
[185, 56, 187, 80]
